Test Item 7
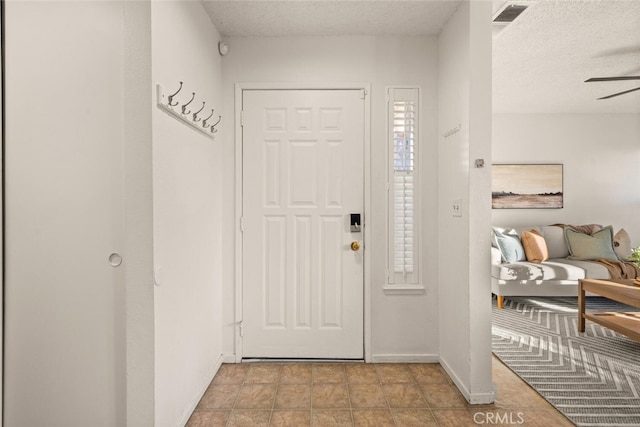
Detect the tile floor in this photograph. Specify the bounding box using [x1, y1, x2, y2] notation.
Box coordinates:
[186, 356, 574, 426]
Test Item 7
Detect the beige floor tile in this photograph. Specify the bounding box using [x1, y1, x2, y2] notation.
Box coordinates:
[382, 384, 428, 408]
[391, 409, 438, 426]
[431, 408, 479, 427]
[196, 384, 240, 410]
[311, 409, 353, 426]
[245, 364, 281, 384]
[270, 410, 311, 426]
[280, 364, 312, 384]
[345, 364, 378, 384]
[352, 409, 395, 426]
[375, 364, 413, 383]
[235, 384, 277, 409]
[419, 382, 467, 408]
[227, 410, 271, 427]
[313, 364, 346, 383]
[186, 410, 230, 427]
[274, 384, 311, 409]
[312, 384, 350, 409]
[348, 384, 387, 408]
[212, 364, 249, 385]
[493, 381, 548, 409]
[191, 358, 573, 426]
[407, 364, 450, 384]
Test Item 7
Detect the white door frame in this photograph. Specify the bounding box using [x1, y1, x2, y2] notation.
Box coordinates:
[234, 82, 372, 362]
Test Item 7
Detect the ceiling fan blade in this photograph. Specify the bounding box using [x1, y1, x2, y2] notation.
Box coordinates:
[586, 76, 640, 82]
[598, 86, 640, 100]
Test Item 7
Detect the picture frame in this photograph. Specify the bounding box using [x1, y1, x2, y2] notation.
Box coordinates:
[492, 164, 563, 209]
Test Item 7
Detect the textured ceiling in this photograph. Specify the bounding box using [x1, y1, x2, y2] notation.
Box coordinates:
[202, 0, 640, 114]
[202, 0, 462, 37]
[493, 0, 640, 114]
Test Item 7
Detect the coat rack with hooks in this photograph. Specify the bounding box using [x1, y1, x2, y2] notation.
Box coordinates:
[156, 82, 221, 140]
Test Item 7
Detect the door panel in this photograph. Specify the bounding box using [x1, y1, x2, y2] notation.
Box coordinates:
[242, 89, 364, 359]
[4, 2, 125, 425]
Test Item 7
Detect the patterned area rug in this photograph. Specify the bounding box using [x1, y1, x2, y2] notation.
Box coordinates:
[492, 296, 640, 427]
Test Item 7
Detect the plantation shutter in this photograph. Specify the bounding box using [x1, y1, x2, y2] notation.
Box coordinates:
[388, 88, 420, 285]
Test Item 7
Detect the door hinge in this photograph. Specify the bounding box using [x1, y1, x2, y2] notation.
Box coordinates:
[240, 110, 244, 127]
[240, 216, 245, 232]
[360, 89, 367, 100]
[239, 321, 244, 337]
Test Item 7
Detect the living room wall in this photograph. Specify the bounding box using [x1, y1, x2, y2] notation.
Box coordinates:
[438, 0, 494, 404]
[492, 114, 640, 248]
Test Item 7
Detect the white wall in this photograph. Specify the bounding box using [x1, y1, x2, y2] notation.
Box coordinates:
[124, 2, 155, 425]
[4, 1, 155, 425]
[492, 114, 640, 244]
[151, 2, 224, 426]
[220, 36, 441, 360]
[438, 0, 495, 403]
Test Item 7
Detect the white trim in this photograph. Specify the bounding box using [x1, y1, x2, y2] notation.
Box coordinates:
[439, 356, 496, 405]
[234, 84, 244, 363]
[382, 284, 426, 295]
[221, 354, 238, 364]
[385, 86, 423, 289]
[370, 354, 439, 363]
[178, 354, 225, 426]
[234, 82, 372, 362]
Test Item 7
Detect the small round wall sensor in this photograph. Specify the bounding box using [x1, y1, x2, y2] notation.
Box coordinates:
[218, 41, 229, 56]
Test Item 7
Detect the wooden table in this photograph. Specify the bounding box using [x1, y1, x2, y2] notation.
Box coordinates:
[578, 279, 640, 342]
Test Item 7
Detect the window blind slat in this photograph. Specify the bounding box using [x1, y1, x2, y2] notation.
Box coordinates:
[388, 88, 419, 284]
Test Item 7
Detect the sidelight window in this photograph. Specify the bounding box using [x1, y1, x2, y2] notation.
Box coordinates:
[387, 87, 420, 286]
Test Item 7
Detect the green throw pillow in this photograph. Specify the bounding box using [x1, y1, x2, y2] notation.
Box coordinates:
[565, 225, 619, 261]
[494, 230, 526, 263]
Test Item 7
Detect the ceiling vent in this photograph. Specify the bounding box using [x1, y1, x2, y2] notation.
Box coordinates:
[492, 1, 535, 37]
[493, 4, 529, 24]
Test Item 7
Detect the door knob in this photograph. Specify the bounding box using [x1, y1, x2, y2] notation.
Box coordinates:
[108, 252, 122, 267]
[351, 241, 360, 251]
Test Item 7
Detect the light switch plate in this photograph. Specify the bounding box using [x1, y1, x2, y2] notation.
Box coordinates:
[452, 198, 462, 217]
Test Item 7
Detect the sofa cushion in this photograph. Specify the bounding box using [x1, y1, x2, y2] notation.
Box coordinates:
[565, 225, 618, 261]
[492, 225, 569, 259]
[491, 259, 589, 281]
[553, 259, 612, 280]
[494, 229, 526, 263]
[539, 225, 570, 259]
[522, 229, 549, 263]
[614, 228, 632, 260]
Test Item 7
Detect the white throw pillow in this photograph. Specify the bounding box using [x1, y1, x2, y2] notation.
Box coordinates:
[614, 228, 632, 260]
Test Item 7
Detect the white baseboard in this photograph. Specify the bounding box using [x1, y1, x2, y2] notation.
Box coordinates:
[177, 354, 224, 427]
[221, 354, 237, 364]
[438, 357, 495, 405]
[369, 354, 439, 363]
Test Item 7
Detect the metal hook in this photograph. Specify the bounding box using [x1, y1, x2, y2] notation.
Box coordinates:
[167, 81, 183, 107]
[193, 102, 206, 123]
[202, 109, 215, 127]
[181, 92, 195, 115]
[209, 116, 221, 133]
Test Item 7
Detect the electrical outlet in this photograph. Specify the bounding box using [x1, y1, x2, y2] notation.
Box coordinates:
[452, 198, 462, 217]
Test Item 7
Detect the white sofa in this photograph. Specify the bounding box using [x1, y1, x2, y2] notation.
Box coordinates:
[491, 225, 626, 308]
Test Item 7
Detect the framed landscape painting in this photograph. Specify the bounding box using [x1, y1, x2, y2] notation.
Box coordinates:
[492, 164, 563, 209]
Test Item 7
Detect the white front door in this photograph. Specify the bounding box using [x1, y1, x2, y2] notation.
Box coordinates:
[242, 89, 365, 359]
